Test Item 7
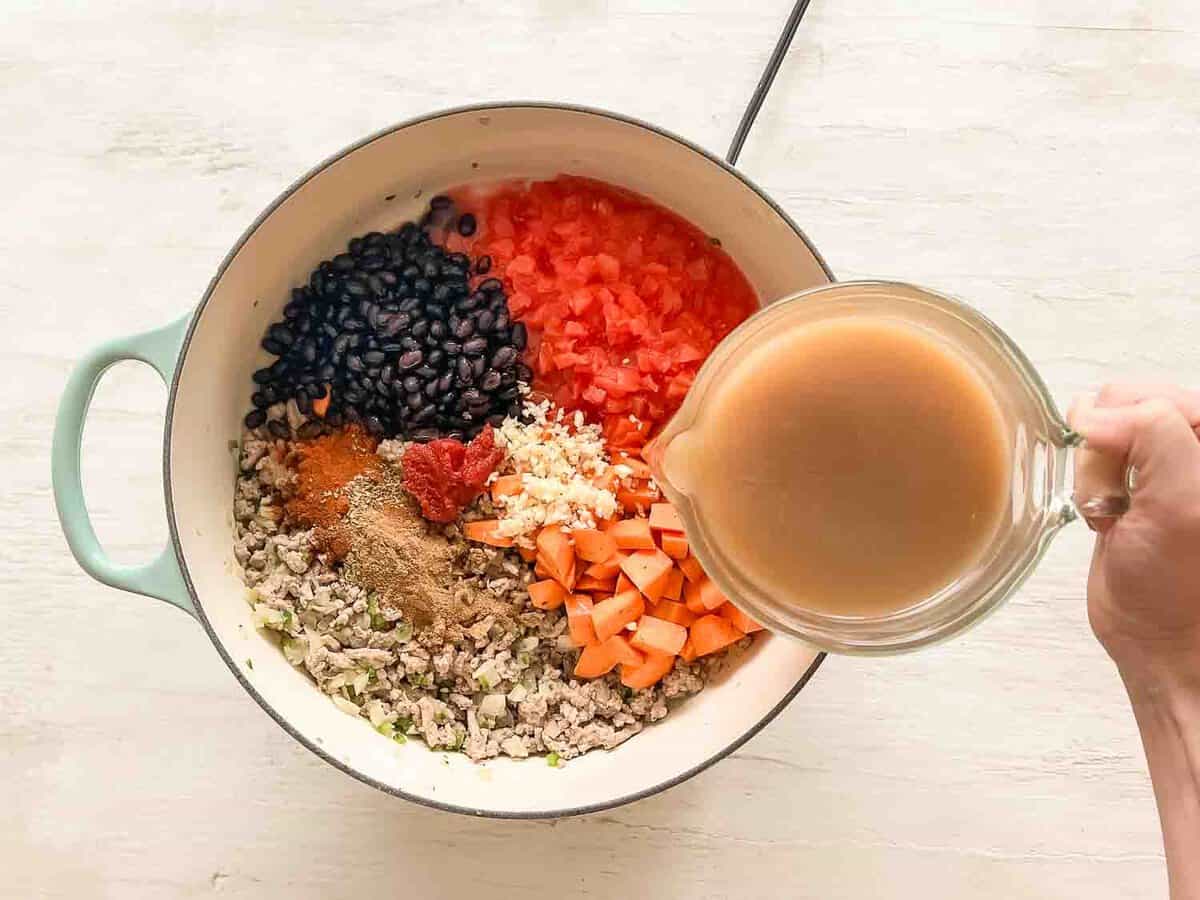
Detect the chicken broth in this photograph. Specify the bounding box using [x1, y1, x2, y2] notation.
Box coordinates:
[666, 315, 1012, 618]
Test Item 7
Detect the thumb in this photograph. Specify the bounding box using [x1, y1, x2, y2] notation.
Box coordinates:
[1073, 397, 1200, 488]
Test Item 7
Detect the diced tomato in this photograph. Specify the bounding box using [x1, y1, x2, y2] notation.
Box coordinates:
[448, 176, 758, 436]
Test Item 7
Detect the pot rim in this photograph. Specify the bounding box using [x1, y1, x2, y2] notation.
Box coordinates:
[163, 100, 832, 819]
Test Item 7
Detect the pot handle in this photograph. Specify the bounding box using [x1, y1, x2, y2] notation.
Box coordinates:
[51, 314, 195, 616]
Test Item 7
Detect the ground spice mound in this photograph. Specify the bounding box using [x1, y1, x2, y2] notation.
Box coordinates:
[343, 465, 522, 629]
[284, 426, 381, 558]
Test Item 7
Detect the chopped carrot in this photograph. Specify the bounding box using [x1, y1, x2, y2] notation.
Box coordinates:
[640, 565, 673, 602]
[679, 636, 698, 663]
[592, 590, 646, 642]
[565, 594, 597, 646]
[462, 519, 514, 547]
[619, 548, 674, 598]
[683, 576, 726, 613]
[576, 575, 616, 593]
[603, 634, 645, 667]
[572, 528, 618, 563]
[311, 390, 330, 418]
[534, 559, 551, 580]
[574, 642, 617, 678]
[620, 651, 676, 690]
[617, 486, 661, 514]
[518, 545, 538, 563]
[648, 502, 683, 533]
[663, 567, 685, 601]
[696, 576, 727, 611]
[678, 553, 705, 583]
[586, 557, 623, 580]
[528, 579, 567, 610]
[615, 571, 636, 595]
[630, 615, 687, 656]
[613, 453, 654, 481]
[609, 517, 656, 550]
[690, 614, 745, 657]
[648, 598, 696, 628]
[660, 531, 689, 560]
[490, 474, 524, 501]
[536, 525, 576, 589]
[718, 602, 765, 634]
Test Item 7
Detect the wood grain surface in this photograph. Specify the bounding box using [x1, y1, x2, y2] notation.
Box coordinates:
[4, 1, 1197, 897]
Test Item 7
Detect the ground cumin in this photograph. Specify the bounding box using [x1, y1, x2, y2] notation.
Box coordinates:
[285, 426, 381, 558]
[341, 468, 521, 629]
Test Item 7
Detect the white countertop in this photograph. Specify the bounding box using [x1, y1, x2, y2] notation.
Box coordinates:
[5, 1, 1196, 896]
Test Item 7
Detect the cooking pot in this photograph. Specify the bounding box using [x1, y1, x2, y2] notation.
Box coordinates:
[52, 103, 829, 818]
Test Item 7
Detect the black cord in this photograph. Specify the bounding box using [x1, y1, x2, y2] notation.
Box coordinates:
[726, 0, 814, 166]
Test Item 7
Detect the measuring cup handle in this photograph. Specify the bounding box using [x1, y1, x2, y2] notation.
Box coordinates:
[1065, 431, 1131, 519]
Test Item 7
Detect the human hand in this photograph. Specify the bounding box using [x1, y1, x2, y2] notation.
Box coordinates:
[1069, 384, 1200, 679]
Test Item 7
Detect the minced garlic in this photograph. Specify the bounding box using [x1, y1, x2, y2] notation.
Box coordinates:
[491, 400, 619, 545]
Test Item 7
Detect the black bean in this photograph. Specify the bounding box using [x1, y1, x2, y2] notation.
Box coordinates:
[364, 415, 385, 436]
[456, 356, 474, 383]
[406, 392, 424, 410]
[487, 413, 507, 427]
[461, 387, 484, 406]
[457, 213, 477, 236]
[500, 368, 517, 386]
[426, 349, 445, 368]
[346, 354, 365, 374]
[415, 365, 438, 379]
[443, 339, 461, 355]
[424, 380, 440, 399]
[342, 317, 366, 333]
[413, 278, 432, 297]
[244, 409, 267, 429]
[342, 388, 365, 404]
[475, 255, 492, 274]
[411, 320, 429, 340]
[398, 350, 423, 370]
[498, 386, 521, 402]
[431, 283, 453, 304]
[252, 367, 274, 385]
[475, 310, 495, 333]
[296, 392, 313, 415]
[430, 195, 453, 211]
[360, 254, 386, 272]
[437, 373, 454, 394]
[261, 337, 285, 355]
[410, 428, 440, 443]
[493, 311, 510, 331]
[471, 356, 486, 379]
[363, 350, 386, 366]
[479, 277, 503, 294]
[463, 337, 488, 355]
[325, 410, 344, 428]
[402, 375, 421, 393]
[297, 421, 323, 440]
[429, 320, 448, 340]
[480, 370, 502, 392]
[491, 346, 517, 369]
[452, 317, 475, 340]
[250, 390, 269, 409]
[267, 419, 290, 439]
[511, 322, 528, 350]
[379, 365, 395, 386]
[516, 363, 534, 382]
[319, 363, 337, 381]
[416, 403, 437, 422]
[398, 336, 420, 352]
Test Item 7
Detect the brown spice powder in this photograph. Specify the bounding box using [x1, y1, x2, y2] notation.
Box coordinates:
[342, 468, 522, 629]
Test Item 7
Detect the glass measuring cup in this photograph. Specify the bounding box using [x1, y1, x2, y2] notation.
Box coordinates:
[644, 281, 1129, 655]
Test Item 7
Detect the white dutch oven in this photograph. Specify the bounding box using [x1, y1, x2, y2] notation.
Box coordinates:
[52, 104, 830, 818]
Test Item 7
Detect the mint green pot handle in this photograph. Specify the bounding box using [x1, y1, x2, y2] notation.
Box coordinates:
[52, 315, 195, 616]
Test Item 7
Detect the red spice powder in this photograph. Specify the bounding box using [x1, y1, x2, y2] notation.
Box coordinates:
[285, 426, 381, 557]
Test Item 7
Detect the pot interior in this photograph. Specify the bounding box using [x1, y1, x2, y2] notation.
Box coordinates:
[168, 105, 828, 816]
